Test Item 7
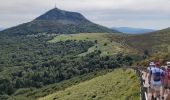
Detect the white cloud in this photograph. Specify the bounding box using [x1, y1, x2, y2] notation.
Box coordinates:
[0, 0, 170, 29]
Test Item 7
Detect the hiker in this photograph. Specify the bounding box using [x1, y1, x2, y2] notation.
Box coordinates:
[164, 62, 170, 100]
[146, 62, 155, 96]
[148, 62, 164, 100]
[146, 62, 156, 80]
[160, 66, 166, 100]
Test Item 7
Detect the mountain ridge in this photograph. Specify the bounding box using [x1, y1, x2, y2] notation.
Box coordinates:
[1, 8, 118, 36]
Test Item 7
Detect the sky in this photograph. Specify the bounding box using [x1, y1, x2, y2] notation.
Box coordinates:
[0, 0, 170, 30]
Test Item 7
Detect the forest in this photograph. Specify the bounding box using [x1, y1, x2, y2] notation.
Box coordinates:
[0, 35, 141, 99]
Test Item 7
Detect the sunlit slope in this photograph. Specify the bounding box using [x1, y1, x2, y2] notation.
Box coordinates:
[38, 68, 140, 100]
[49, 33, 134, 56]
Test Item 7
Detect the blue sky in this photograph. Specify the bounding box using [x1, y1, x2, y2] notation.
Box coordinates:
[0, 0, 170, 29]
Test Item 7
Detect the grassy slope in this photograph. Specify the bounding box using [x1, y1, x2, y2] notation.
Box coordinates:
[109, 28, 170, 58]
[4, 33, 141, 100]
[49, 33, 134, 56]
[125, 28, 170, 53]
[38, 68, 140, 100]
[9, 70, 114, 100]
[119, 28, 170, 67]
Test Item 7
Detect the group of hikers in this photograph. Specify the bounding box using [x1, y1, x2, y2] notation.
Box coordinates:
[145, 61, 170, 100]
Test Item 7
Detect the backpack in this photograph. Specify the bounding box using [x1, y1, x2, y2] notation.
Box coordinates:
[151, 68, 161, 81]
[166, 68, 170, 80]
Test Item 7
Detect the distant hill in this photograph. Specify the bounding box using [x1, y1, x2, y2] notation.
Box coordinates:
[1, 8, 118, 36]
[109, 27, 170, 55]
[125, 28, 170, 54]
[127, 28, 170, 52]
[112, 27, 155, 34]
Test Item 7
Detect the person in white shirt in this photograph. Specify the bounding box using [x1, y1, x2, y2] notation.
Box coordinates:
[148, 62, 164, 100]
[146, 62, 155, 78]
[145, 62, 155, 99]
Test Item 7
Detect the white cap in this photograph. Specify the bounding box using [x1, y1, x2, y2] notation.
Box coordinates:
[149, 62, 155, 66]
[167, 61, 170, 65]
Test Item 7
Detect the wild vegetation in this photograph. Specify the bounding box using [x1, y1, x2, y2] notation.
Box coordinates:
[126, 30, 170, 53]
[125, 28, 170, 67]
[38, 68, 140, 100]
[0, 34, 141, 100]
[49, 33, 136, 56]
[8, 70, 114, 100]
[1, 27, 170, 99]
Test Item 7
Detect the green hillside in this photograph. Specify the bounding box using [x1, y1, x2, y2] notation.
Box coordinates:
[109, 28, 170, 56]
[0, 34, 141, 100]
[8, 70, 114, 100]
[126, 28, 170, 54]
[123, 28, 170, 67]
[49, 33, 136, 56]
[2, 28, 170, 99]
[38, 68, 140, 100]
[104, 28, 170, 68]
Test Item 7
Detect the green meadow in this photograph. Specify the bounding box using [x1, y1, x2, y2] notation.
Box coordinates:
[49, 33, 131, 56]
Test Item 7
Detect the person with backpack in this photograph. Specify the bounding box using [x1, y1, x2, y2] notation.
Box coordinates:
[146, 62, 156, 76]
[148, 62, 164, 100]
[164, 62, 170, 100]
[145, 62, 155, 98]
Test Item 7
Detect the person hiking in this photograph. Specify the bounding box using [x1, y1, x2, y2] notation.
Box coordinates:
[164, 62, 170, 100]
[145, 62, 155, 99]
[160, 66, 166, 100]
[146, 62, 156, 80]
[148, 62, 164, 100]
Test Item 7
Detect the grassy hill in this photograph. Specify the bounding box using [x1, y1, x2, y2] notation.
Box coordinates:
[3, 27, 170, 99]
[8, 70, 113, 100]
[125, 28, 170, 54]
[109, 28, 170, 56]
[0, 34, 141, 100]
[49, 33, 137, 56]
[38, 68, 139, 100]
[115, 28, 170, 67]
